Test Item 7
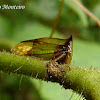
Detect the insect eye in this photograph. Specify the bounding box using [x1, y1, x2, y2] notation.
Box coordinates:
[62, 46, 67, 51]
[58, 45, 67, 53]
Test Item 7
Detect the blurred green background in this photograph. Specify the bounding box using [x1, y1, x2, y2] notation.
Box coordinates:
[0, 0, 100, 100]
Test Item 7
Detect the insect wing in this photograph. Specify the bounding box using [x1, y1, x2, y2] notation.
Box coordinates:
[11, 42, 33, 56]
[27, 39, 62, 59]
[11, 38, 66, 59]
[33, 38, 66, 45]
[11, 36, 73, 64]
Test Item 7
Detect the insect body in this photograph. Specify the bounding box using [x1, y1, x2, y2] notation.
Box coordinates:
[11, 35, 73, 65]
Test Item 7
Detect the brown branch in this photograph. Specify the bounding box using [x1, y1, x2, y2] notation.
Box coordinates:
[72, 0, 100, 27]
[50, 0, 64, 38]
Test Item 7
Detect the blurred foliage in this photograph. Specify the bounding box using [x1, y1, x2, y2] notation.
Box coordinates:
[82, 0, 100, 9]
[0, 72, 43, 100]
[0, 0, 100, 41]
[0, 0, 100, 100]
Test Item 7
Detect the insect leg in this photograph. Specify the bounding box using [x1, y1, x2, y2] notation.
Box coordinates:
[53, 51, 66, 62]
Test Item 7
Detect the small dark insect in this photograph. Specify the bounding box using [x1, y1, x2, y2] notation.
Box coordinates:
[11, 35, 73, 65]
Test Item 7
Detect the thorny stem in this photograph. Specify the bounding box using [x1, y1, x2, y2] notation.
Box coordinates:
[50, 0, 64, 38]
[72, 0, 100, 27]
[0, 51, 100, 100]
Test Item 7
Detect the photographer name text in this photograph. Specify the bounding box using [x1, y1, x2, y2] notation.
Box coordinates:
[0, 4, 25, 10]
